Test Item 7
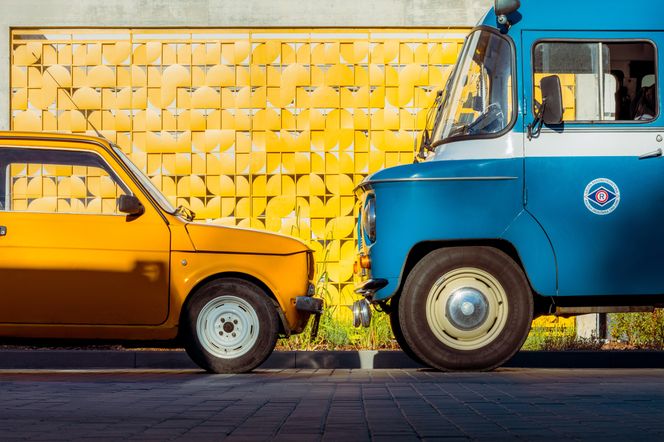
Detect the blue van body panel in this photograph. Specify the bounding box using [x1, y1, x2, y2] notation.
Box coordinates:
[482, 1, 664, 32]
[356, 1, 664, 303]
[365, 158, 525, 301]
[500, 209, 558, 295]
[526, 156, 664, 295]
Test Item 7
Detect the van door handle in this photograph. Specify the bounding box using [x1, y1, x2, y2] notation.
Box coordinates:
[639, 148, 662, 160]
[0, 226, 6, 236]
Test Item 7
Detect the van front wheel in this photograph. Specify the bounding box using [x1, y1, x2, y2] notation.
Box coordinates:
[182, 278, 279, 373]
[389, 300, 424, 364]
[398, 247, 533, 371]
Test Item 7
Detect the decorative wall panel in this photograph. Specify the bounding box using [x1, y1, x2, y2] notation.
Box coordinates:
[9, 29, 573, 328]
[10, 28, 468, 308]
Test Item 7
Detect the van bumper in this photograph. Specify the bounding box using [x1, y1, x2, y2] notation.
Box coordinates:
[354, 278, 389, 299]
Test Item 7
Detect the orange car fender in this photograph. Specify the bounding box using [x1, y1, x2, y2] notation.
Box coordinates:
[169, 251, 308, 332]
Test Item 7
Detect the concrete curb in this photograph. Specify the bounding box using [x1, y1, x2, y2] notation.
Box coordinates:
[0, 350, 662, 370]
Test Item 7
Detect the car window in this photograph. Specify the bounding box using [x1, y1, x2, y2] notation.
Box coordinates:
[533, 41, 657, 122]
[0, 148, 128, 215]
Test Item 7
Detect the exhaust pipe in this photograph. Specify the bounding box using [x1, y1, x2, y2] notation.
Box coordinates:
[352, 299, 372, 328]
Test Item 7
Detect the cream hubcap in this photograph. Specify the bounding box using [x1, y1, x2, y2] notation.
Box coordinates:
[197, 296, 259, 359]
[426, 267, 508, 351]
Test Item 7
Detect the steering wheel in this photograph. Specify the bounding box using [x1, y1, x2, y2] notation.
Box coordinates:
[466, 103, 505, 135]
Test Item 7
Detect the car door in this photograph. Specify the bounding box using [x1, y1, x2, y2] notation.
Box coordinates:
[0, 143, 170, 325]
[523, 31, 664, 296]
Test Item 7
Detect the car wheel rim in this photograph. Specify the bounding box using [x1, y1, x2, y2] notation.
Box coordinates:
[197, 295, 260, 359]
[425, 267, 508, 351]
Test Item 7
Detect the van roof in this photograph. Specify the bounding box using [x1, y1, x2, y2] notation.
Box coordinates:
[483, 0, 664, 32]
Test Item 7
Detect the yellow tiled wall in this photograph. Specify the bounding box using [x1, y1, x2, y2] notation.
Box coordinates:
[10, 28, 467, 308]
[8, 28, 574, 328]
[10, 163, 124, 214]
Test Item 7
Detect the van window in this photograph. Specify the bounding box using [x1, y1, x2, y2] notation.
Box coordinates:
[533, 41, 657, 122]
[0, 148, 128, 215]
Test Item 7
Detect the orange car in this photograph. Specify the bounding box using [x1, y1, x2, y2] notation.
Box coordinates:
[0, 132, 321, 373]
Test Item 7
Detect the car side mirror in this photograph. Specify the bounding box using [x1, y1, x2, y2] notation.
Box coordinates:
[118, 194, 145, 216]
[540, 75, 564, 125]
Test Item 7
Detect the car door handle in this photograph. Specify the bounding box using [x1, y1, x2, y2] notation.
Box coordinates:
[639, 148, 662, 160]
[0, 226, 6, 236]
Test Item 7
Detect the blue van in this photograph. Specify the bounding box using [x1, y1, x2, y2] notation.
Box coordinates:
[353, 0, 663, 370]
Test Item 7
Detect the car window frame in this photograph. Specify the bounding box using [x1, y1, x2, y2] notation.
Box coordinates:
[0, 145, 134, 217]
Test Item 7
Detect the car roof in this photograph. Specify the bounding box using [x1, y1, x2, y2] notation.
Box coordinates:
[0, 131, 111, 148]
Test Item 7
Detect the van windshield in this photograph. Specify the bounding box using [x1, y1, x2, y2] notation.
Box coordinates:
[431, 29, 514, 146]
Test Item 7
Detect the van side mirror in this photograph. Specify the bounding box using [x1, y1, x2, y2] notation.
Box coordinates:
[495, 0, 520, 16]
[118, 194, 145, 216]
[540, 75, 564, 125]
[495, 0, 520, 26]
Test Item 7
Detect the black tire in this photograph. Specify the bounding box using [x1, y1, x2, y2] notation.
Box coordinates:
[181, 278, 279, 373]
[389, 299, 424, 364]
[399, 247, 533, 371]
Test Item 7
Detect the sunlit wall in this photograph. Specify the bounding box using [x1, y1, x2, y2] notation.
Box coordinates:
[9, 28, 573, 328]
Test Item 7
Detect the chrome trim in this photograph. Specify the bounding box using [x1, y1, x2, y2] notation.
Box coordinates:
[355, 176, 518, 192]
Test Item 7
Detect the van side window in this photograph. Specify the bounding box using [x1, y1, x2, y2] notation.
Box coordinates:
[533, 41, 657, 122]
[0, 148, 128, 215]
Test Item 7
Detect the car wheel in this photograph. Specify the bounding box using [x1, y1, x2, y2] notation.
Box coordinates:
[182, 278, 279, 373]
[399, 247, 533, 371]
[389, 299, 424, 364]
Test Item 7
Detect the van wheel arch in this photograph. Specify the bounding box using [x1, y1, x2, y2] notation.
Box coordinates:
[398, 240, 534, 298]
[393, 240, 550, 318]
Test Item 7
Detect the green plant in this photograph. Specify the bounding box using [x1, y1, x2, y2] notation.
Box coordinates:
[278, 229, 399, 351]
[277, 305, 398, 351]
[610, 310, 664, 349]
[521, 326, 603, 351]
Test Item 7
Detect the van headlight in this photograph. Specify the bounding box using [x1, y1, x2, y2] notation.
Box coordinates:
[362, 197, 376, 242]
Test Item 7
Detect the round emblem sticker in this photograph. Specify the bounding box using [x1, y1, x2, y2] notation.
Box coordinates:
[584, 178, 620, 215]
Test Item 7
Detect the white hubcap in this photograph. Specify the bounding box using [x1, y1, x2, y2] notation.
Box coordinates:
[197, 296, 259, 359]
[425, 267, 508, 351]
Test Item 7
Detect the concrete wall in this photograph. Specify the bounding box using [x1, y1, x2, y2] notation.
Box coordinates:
[0, 0, 493, 130]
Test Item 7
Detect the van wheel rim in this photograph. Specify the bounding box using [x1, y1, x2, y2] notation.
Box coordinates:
[197, 296, 260, 359]
[425, 267, 508, 351]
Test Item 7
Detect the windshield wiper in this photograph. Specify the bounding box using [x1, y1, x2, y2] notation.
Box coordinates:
[175, 205, 196, 221]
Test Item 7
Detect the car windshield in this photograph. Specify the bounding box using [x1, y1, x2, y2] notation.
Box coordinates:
[112, 146, 176, 214]
[431, 29, 514, 146]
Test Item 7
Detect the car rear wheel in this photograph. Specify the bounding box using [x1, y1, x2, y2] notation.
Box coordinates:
[182, 278, 279, 373]
[399, 247, 533, 371]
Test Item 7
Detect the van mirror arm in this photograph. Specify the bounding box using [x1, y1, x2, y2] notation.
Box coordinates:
[527, 99, 546, 141]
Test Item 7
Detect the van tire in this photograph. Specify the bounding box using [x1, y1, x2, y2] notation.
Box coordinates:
[389, 299, 424, 364]
[182, 278, 279, 373]
[399, 247, 533, 371]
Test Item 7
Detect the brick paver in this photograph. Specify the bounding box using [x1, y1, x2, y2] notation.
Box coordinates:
[0, 368, 662, 440]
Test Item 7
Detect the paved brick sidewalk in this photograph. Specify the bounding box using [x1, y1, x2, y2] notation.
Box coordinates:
[0, 369, 662, 441]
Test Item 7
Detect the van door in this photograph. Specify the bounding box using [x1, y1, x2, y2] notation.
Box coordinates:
[523, 31, 664, 296]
